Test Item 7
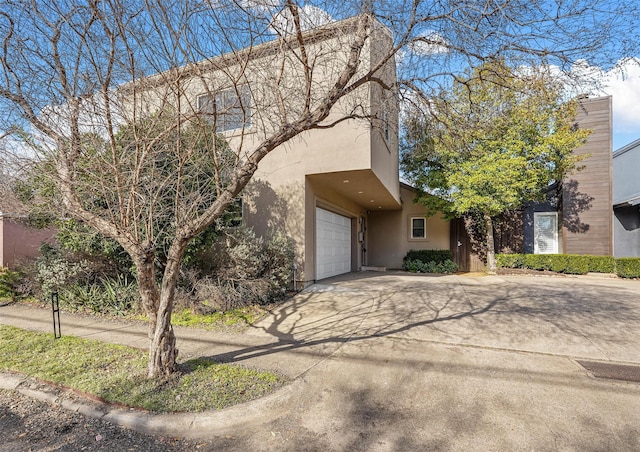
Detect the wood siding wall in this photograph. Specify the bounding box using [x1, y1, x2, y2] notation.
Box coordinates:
[562, 96, 613, 256]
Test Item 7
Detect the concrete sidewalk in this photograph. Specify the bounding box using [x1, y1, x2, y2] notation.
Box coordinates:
[0, 302, 322, 437]
[0, 301, 344, 379]
[2, 273, 640, 450]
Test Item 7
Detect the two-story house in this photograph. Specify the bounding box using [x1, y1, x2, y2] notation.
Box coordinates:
[125, 16, 450, 286]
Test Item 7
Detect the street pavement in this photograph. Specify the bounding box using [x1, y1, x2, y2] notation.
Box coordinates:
[1, 272, 640, 451]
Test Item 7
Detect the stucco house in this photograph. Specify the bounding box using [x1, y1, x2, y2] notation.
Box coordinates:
[125, 16, 450, 286]
[613, 138, 640, 257]
[237, 22, 450, 283]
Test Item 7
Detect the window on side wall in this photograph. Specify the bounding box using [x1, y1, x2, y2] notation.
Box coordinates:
[220, 197, 243, 228]
[197, 86, 251, 133]
[382, 110, 390, 141]
[534, 211, 559, 254]
[410, 216, 427, 240]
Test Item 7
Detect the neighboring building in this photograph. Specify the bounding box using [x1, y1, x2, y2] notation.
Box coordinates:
[0, 183, 56, 268]
[0, 212, 55, 268]
[452, 95, 614, 268]
[522, 96, 613, 256]
[613, 138, 640, 257]
[129, 17, 449, 285]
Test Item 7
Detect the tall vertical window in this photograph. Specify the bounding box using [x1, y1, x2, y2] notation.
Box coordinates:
[381, 110, 390, 141]
[410, 216, 427, 239]
[534, 212, 559, 254]
[226, 197, 243, 228]
[197, 86, 251, 132]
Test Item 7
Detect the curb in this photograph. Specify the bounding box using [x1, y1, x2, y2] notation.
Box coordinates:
[0, 371, 303, 439]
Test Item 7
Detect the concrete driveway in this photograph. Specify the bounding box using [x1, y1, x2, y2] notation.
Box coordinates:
[221, 272, 640, 451]
[2, 272, 639, 450]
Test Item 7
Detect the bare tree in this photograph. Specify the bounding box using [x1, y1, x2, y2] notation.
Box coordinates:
[0, 0, 637, 378]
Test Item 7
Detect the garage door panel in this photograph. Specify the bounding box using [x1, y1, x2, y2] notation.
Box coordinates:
[316, 208, 351, 280]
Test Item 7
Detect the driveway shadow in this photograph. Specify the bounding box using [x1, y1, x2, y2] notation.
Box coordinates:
[203, 274, 640, 370]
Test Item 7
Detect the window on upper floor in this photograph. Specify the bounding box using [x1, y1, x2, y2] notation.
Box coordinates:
[381, 109, 390, 141]
[224, 197, 243, 228]
[197, 86, 251, 133]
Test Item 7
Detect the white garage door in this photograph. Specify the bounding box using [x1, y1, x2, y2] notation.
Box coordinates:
[316, 207, 351, 280]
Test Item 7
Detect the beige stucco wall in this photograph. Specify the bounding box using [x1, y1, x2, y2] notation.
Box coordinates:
[121, 18, 404, 283]
[227, 22, 397, 284]
[368, 25, 400, 205]
[367, 186, 450, 269]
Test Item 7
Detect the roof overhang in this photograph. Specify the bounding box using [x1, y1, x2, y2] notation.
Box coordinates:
[307, 169, 401, 211]
[614, 194, 640, 208]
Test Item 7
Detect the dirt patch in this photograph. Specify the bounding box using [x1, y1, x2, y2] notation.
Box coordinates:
[496, 268, 570, 277]
[0, 387, 235, 451]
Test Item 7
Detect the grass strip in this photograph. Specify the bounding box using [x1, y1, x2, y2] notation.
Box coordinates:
[0, 325, 284, 413]
[170, 306, 266, 329]
[127, 306, 267, 330]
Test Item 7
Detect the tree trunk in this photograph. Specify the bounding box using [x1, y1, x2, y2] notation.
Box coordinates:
[484, 213, 497, 274]
[148, 306, 178, 379]
[135, 245, 179, 379]
[148, 246, 185, 379]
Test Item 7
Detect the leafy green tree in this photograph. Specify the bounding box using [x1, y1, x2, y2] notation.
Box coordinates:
[402, 61, 591, 273]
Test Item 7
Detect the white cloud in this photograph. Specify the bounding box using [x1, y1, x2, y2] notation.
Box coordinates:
[408, 31, 449, 56]
[270, 5, 333, 35]
[238, 0, 281, 15]
[565, 58, 640, 148]
[600, 58, 640, 134]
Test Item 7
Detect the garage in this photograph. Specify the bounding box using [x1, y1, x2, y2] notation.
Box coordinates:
[315, 207, 352, 280]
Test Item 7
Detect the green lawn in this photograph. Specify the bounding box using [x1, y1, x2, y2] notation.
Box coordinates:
[0, 325, 284, 412]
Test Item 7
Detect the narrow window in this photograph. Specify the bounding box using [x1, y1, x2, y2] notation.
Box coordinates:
[225, 197, 243, 228]
[411, 217, 426, 239]
[382, 110, 390, 141]
[534, 212, 558, 254]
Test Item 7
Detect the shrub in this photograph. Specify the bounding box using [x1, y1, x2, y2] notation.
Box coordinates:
[525, 254, 555, 271]
[588, 256, 616, 273]
[403, 249, 453, 266]
[24, 225, 294, 315]
[496, 254, 525, 268]
[0, 268, 21, 299]
[403, 258, 458, 274]
[497, 253, 620, 276]
[263, 230, 296, 298]
[183, 227, 295, 312]
[563, 256, 590, 275]
[57, 275, 140, 315]
[35, 244, 90, 296]
[550, 255, 568, 273]
[615, 258, 640, 279]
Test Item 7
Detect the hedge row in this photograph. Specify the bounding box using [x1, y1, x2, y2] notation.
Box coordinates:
[496, 254, 640, 278]
[615, 258, 640, 279]
[403, 249, 453, 265]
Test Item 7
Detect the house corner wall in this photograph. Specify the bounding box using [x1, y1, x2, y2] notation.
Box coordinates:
[0, 217, 4, 267]
[562, 96, 613, 256]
